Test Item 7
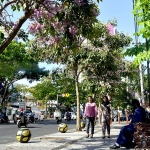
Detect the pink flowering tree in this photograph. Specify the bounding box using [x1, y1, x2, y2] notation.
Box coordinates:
[27, 1, 100, 130]
[0, 0, 100, 54]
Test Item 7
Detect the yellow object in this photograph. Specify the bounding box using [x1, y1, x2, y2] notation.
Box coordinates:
[65, 93, 70, 97]
[16, 128, 31, 143]
[58, 123, 68, 133]
[22, 130, 30, 136]
[80, 122, 85, 128]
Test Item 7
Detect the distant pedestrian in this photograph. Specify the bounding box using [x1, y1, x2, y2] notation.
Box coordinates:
[100, 95, 111, 138]
[83, 96, 98, 138]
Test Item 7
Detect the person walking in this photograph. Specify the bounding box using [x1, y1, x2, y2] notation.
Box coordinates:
[83, 96, 98, 138]
[100, 95, 111, 138]
[109, 99, 146, 149]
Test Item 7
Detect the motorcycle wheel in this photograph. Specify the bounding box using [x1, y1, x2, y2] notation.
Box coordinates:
[18, 122, 21, 128]
[25, 123, 28, 127]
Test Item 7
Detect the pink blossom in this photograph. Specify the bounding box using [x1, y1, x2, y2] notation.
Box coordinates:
[74, 0, 85, 6]
[69, 26, 78, 36]
[107, 24, 115, 35]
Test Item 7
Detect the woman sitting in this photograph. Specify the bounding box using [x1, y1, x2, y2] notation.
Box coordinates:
[109, 99, 146, 149]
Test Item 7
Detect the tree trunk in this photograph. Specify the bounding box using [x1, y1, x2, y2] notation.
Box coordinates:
[75, 75, 81, 130]
[98, 101, 101, 125]
[74, 62, 81, 131]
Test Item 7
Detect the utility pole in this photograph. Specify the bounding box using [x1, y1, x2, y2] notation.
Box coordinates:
[139, 64, 144, 105]
[146, 39, 150, 104]
[133, 0, 144, 106]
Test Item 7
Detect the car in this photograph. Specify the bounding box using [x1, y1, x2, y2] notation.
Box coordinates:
[64, 112, 77, 120]
[70, 112, 77, 120]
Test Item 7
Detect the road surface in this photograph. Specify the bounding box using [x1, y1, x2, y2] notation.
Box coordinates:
[0, 119, 76, 144]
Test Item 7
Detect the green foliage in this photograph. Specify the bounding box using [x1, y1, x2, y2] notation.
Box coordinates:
[133, 0, 150, 38]
[107, 18, 117, 27]
[0, 41, 48, 103]
[124, 40, 150, 66]
[29, 79, 56, 100]
[109, 83, 132, 109]
[0, 32, 4, 40]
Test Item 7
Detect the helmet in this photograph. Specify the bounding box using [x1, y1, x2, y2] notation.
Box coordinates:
[20, 108, 24, 112]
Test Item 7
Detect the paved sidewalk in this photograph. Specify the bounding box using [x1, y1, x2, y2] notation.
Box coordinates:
[0, 122, 134, 150]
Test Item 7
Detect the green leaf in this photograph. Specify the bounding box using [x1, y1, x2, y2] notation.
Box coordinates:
[0, 32, 4, 39]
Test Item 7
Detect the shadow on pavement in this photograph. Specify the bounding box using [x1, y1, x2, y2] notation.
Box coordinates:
[35, 120, 76, 125]
[28, 140, 41, 144]
[27, 126, 41, 129]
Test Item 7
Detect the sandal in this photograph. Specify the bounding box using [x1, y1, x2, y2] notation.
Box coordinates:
[86, 134, 89, 138]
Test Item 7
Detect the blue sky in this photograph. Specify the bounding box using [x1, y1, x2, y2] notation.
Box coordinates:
[98, 0, 135, 37]
[16, 0, 136, 86]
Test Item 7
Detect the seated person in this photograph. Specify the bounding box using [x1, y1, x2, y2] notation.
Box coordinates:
[110, 99, 146, 149]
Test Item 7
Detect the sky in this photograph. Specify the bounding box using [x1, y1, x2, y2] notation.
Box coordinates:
[16, 0, 137, 86]
[98, 0, 135, 36]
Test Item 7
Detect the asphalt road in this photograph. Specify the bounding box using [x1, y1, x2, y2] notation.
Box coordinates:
[0, 119, 76, 144]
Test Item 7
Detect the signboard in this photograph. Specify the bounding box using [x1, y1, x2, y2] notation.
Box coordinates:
[19, 102, 26, 110]
[65, 93, 70, 97]
[62, 93, 65, 97]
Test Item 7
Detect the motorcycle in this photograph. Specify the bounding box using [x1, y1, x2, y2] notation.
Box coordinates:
[17, 116, 29, 128]
[28, 115, 36, 124]
[0, 117, 10, 124]
[66, 116, 71, 121]
[54, 109, 62, 124]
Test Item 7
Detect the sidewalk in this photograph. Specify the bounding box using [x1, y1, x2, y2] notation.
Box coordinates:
[0, 122, 134, 150]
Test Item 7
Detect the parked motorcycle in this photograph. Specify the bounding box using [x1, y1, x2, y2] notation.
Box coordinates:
[0, 117, 10, 124]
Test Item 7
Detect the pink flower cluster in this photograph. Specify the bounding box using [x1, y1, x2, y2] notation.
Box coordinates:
[49, 36, 61, 45]
[74, 0, 85, 6]
[28, 23, 44, 34]
[26, 0, 99, 46]
[69, 25, 78, 36]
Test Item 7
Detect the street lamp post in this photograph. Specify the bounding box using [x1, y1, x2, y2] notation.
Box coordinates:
[133, 0, 145, 106]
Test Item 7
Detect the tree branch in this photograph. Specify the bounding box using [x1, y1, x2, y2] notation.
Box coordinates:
[0, 9, 34, 54]
[0, 1, 16, 14]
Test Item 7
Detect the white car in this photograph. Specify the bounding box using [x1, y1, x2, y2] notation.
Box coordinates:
[33, 111, 44, 121]
[70, 112, 77, 120]
[64, 112, 77, 120]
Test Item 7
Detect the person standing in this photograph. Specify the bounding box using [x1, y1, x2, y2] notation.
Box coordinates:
[83, 96, 98, 138]
[100, 95, 111, 138]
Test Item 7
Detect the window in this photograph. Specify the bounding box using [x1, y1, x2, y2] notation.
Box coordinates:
[7, 109, 12, 115]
